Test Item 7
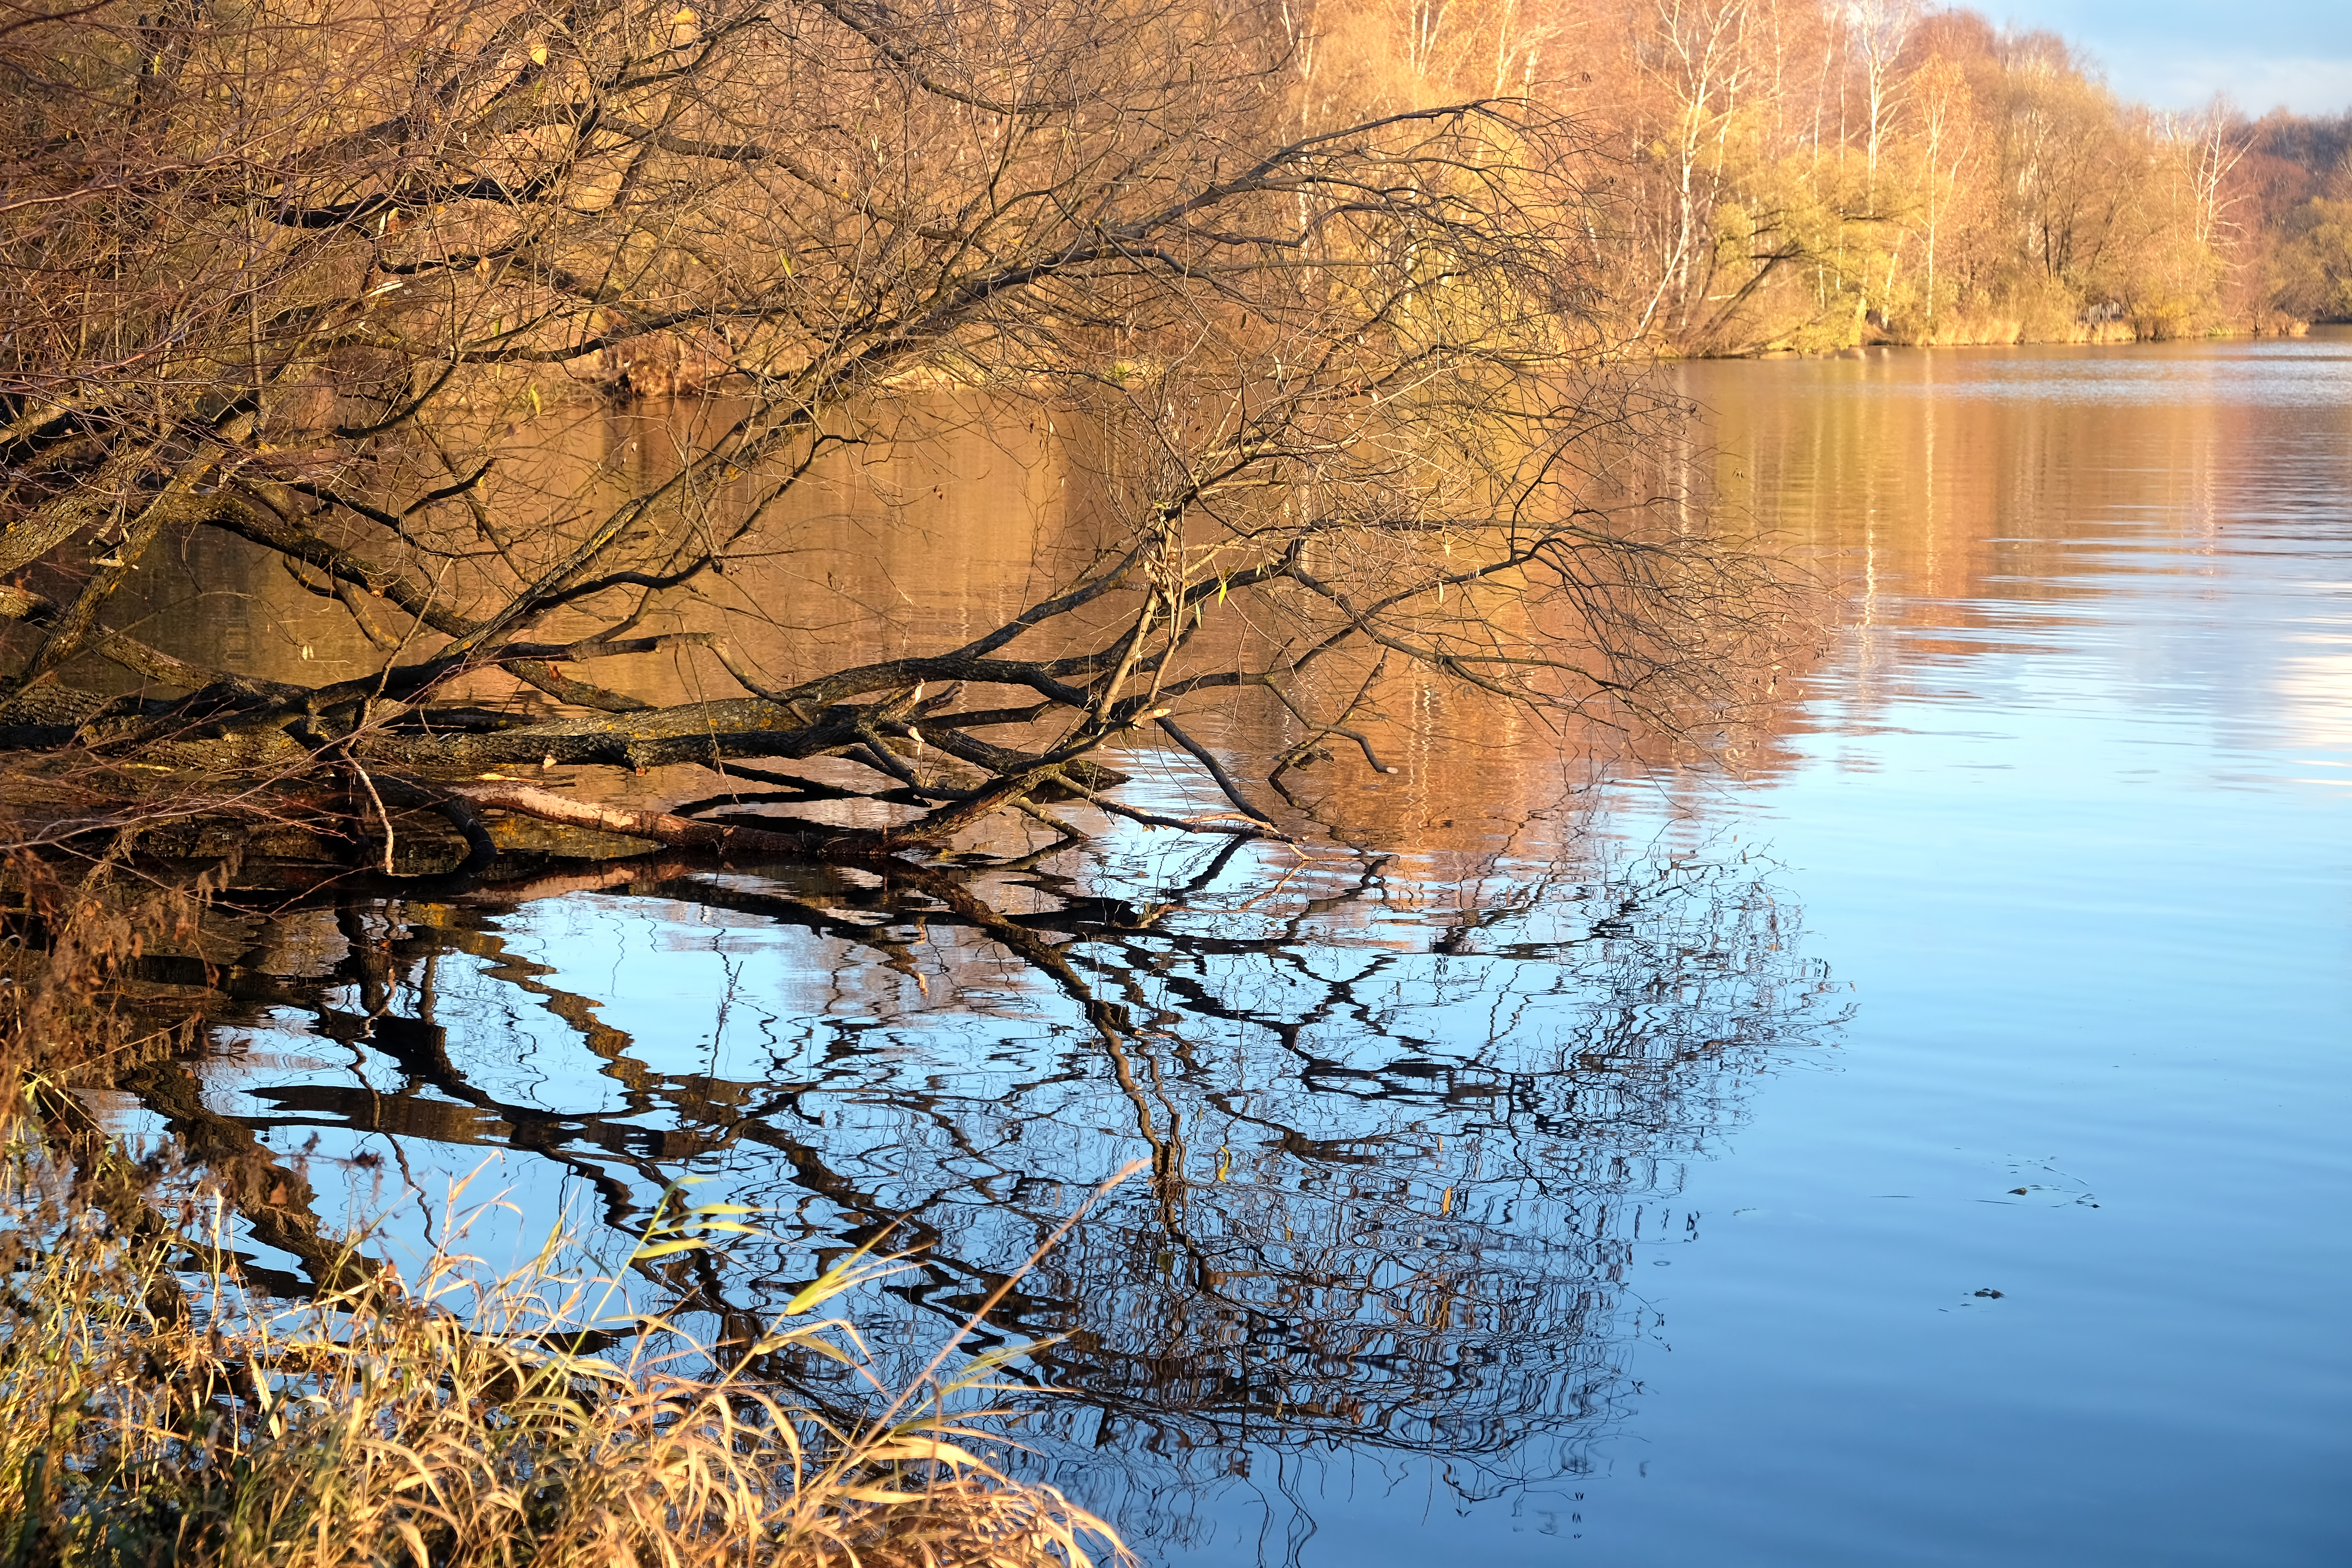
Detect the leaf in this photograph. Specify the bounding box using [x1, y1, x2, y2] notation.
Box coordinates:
[553, 1357, 628, 1383]
[783, 1232, 913, 1315]
[936, 1336, 1066, 1397]
[629, 1237, 709, 1262]
[750, 1328, 855, 1365]
[863, 1436, 992, 1471]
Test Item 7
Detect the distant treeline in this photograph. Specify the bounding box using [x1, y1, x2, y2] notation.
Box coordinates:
[1291, 0, 2352, 352]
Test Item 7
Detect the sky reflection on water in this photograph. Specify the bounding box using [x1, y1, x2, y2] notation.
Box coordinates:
[147, 334, 2352, 1566]
[1582, 335, 2352, 1567]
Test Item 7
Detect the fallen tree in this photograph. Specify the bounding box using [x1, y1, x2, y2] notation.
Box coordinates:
[0, 0, 1793, 875]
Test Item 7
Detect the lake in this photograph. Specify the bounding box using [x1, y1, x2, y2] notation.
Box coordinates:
[130, 335, 2352, 1565]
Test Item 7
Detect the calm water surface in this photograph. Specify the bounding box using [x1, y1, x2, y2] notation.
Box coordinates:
[163, 336, 2352, 1565]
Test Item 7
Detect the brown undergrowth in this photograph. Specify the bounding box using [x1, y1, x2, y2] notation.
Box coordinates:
[0, 853, 1136, 1568]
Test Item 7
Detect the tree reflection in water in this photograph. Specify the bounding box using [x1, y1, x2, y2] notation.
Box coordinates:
[142, 825, 1841, 1559]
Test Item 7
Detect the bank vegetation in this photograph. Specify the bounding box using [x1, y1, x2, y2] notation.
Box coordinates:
[1293, 0, 2352, 352]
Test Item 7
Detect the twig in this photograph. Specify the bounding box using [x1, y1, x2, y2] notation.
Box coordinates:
[1155, 716, 1279, 826]
[346, 761, 394, 873]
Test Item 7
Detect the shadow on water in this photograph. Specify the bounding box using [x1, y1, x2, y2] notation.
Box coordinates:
[108, 815, 1846, 1559]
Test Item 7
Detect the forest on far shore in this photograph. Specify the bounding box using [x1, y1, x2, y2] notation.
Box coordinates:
[1296, 0, 2352, 354]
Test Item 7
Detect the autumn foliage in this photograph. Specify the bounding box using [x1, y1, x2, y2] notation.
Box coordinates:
[1287, 0, 2350, 351]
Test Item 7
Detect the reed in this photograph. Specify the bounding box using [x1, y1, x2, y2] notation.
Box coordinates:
[0, 1103, 1133, 1568]
[0, 778, 1134, 1567]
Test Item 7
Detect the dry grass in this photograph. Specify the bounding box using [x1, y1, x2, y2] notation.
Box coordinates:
[0, 1104, 1135, 1568]
[0, 813, 1135, 1568]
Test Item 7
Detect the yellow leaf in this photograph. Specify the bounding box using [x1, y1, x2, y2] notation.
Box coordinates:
[751, 1329, 854, 1364]
[783, 1231, 910, 1314]
[863, 1437, 989, 1470]
[560, 1357, 628, 1382]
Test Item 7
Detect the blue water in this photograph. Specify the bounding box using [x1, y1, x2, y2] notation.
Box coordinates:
[1502, 338, 2352, 1564]
[183, 335, 2352, 1565]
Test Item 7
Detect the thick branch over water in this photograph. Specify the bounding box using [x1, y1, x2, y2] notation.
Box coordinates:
[0, 0, 1798, 899]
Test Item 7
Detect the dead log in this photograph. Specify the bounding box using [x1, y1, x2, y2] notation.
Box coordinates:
[442, 778, 898, 863]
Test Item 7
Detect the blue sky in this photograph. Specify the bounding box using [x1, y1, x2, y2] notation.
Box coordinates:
[1994, 1, 2352, 114]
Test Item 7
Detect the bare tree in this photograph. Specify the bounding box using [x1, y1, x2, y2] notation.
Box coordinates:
[0, 0, 1786, 872]
[1846, 0, 1914, 200]
[1631, 0, 1753, 340]
[2168, 97, 2248, 251]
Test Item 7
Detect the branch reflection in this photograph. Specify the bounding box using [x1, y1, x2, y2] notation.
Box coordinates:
[135, 828, 1842, 1556]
